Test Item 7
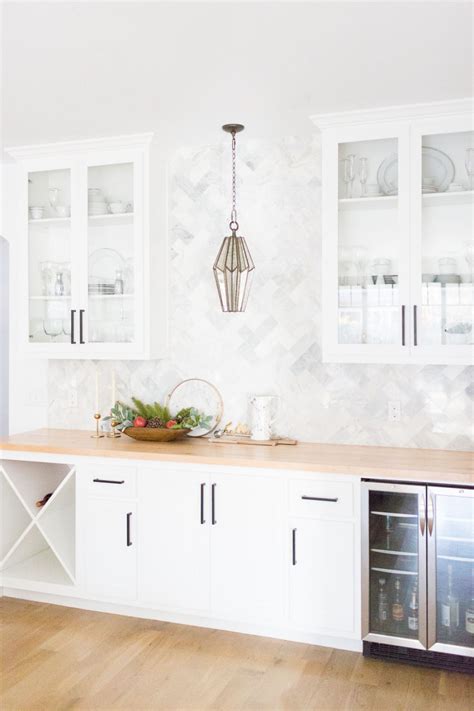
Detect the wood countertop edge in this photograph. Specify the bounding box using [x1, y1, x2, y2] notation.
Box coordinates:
[0, 429, 472, 485]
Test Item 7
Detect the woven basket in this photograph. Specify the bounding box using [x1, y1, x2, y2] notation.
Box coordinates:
[123, 427, 191, 442]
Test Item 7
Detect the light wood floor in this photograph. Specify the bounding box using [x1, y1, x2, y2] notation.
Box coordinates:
[1, 598, 473, 711]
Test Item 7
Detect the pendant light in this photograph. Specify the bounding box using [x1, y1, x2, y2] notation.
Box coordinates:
[213, 124, 255, 312]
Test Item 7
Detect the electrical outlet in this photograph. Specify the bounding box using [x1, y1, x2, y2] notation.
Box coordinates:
[388, 400, 401, 422]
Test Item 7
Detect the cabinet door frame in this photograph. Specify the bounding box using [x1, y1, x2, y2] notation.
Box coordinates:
[361, 480, 428, 650]
[426, 485, 474, 658]
[321, 121, 411, 364]
[138, 467, 211, 615]
[17, 155, 82, 358]
[77, 148, 147, 358]
[409, 114, 473, 365]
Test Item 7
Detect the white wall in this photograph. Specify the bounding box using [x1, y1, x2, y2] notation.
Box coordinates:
[0, 236, 8, 437]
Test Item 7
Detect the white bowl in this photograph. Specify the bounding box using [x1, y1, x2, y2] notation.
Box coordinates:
[108, 202, 127, 214]
[29, 206, 44, 219]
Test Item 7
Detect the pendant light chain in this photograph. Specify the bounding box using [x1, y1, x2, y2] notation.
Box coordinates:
[230, 131, 239, 232]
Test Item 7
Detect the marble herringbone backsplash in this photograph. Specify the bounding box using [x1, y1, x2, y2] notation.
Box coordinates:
[48, 137, 474, 450]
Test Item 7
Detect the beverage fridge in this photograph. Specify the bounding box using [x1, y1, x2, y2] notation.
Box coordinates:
[362, 481, 473, 672]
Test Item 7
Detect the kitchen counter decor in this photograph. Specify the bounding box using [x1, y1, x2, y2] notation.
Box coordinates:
[105, 398, 212, 442]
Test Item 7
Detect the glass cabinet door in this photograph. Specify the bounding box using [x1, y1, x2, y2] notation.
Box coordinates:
[84, 161, 140, 350]
[428, 486, 474, 656]
[27, 168, 76, 348]
[335, 131, 410, 354]
[363, 483, 427, 648]
[413, 126, 473, 356]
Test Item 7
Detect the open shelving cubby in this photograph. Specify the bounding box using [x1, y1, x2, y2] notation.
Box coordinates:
[0, 460, 76, 586]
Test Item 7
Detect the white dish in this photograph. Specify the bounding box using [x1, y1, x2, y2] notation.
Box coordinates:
[377, 147, 455, 195]
[29, 206, 45, 219]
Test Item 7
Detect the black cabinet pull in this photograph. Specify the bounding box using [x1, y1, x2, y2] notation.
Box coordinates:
[413, 304, 418, 346]
[70, 309, 76, 344]
[401, 305, 406, 346]
[126, 512, 132, 547]
[200, 483, 206, 524]
[292, 528, 297, 565]
[79, 309, 85, 344]
[301, 495, 339, 503]
[211, 483, 216, 525]
[93, 478, 125, 485]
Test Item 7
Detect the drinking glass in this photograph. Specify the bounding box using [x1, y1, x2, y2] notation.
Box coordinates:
[48, 187, 61, 215]
[342, 155, 356, 198]
[465, 148, 474, 190]
[359, 157, 369, 197]
[43, 318, 63, 341]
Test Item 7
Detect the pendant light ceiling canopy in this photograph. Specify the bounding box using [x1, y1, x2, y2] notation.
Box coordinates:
[213, 124, 255, 313]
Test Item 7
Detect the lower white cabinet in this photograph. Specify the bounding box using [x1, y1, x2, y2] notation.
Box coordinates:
[210, 472, 285, 624]
[138, 469, 210, 613]
[84, 498, 137, 600]
[289, 517, 356, 636]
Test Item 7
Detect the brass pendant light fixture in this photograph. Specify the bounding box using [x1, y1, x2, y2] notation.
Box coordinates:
[213, 124, 255, 312]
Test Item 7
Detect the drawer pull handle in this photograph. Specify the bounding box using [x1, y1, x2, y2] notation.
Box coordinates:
[126, 512, 132, 547]
[301, 495, 339, 503]
[93, 478, 125, 485]
[292, 528, 297, 565]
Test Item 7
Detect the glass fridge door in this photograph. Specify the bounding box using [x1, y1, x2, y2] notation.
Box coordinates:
[362, 482, 427, 649]
[427, 486, 474, 657]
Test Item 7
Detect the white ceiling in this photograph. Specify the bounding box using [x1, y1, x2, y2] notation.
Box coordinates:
[2, 1, 473, 149]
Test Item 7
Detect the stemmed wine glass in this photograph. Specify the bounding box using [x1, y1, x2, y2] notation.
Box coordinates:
[43, 318, 63, 341]
[359, 157, 369, 197]
[48, 187, 60, 216]
[465, 148, 474, 191]
[342, 155, 356, 198]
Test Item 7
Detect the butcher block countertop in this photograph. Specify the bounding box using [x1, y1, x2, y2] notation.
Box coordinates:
[1, 428, 472, 485]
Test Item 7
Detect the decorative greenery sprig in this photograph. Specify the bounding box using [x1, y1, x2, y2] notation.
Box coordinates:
[104, 399, 212, 433]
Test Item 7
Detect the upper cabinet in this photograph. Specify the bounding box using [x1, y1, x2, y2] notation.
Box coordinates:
[313, 100, 473, 365]
[7, 134, 167, 359]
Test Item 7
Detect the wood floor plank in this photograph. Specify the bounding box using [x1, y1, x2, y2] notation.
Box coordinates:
[1, 598, 473, 711]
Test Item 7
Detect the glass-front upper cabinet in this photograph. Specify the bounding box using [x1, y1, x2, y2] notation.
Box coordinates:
[316, 99, 473, 365]
[427, 486, 474, 657]
[9, 133, 164, 360]
[84, 160, 141, 352]
[363, 483, 427, 649]
[27, 166, 77, 354]
[411, 118, 473, 362]
[322, 123, 411, 362]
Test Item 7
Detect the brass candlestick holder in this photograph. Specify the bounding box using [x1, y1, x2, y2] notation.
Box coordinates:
[91, 413, 105, 439]
[107, 419, 121, 438]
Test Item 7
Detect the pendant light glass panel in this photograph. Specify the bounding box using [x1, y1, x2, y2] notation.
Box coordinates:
[213, 234, 255, 312]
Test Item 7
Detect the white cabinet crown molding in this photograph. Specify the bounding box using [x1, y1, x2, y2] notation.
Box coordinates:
[310, 98, 474, 130]
[6, 132, 154, 159]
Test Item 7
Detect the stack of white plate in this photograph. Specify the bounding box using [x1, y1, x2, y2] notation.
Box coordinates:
[88, 188, 107, 215]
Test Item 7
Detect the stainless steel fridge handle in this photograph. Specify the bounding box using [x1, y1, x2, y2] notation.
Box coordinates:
[419, 493, 426, 537]
[427, 494, 434, 536]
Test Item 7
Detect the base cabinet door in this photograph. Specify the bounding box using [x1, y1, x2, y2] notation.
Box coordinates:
[138, 469, 210, 613]
[85, 498, 136, 600]
[289, 518, 356, 636]
[210, 473, 284, 625]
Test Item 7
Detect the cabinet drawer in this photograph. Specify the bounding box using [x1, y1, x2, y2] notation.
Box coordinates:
[84, 466, 136, 498]
[289, 479, 354, 519]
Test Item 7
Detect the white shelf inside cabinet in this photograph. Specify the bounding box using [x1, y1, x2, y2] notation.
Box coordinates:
[87, 293, 134, 300]
[0, 462, 76, 585]
[28, 217, 71, 225]
[88, 212, 134, 224]
[338, 196, 397, 210]
[29, 295, 71, 301]
[422, 189, 474, 206]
